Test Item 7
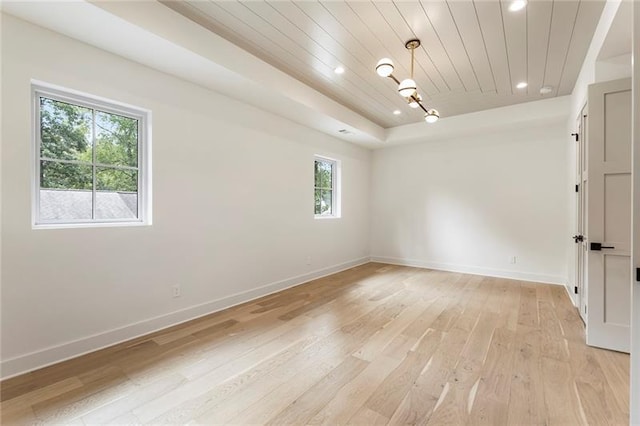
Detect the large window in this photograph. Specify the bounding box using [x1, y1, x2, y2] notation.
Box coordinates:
[314, 156, 340, 218]
[33, 84, 150, 227]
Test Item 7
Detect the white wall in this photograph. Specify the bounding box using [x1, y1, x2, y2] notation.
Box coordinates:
[595, 53, 632, 82]
[370, 121, 569, 284]
[0, 15, 371, 378]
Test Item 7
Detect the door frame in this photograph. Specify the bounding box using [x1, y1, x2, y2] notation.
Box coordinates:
[630, 1, 639, 422]
[574, 103, 588, 323]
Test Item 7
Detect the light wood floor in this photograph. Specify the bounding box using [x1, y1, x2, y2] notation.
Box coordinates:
[1, 263, 629, 425]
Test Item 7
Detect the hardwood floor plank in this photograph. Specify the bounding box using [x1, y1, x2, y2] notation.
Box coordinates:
[308, 355, 402, 425]
[347, 406, 389, 425]
[538, 300, 570, 362]
[0, 377, 83, 411]
[147, 335, 319, 424]
[81, 373, 186, 424]
[30, 366, 131, 424]
[133, 323, 322, 422]
[151, 318, 238, 346]
[507, 326, 546, 425]
[352, 296, 427, 362]
[265, 356, 368, 425]
[0, 404, 37, 425]
[541, 356, 587, 425]
[0, 264, 629, 425]
[364, 328, 444, 419]
[387, 326, 470, 425]
[497, 280, 521, 331]
[549, 285, 585, 342]
[468, 328, 515, 425]
[594, 349, 630, 414]
[517, 284, 539, 328]
[424, 312, 499, 426]
[567, 341, 628, 425]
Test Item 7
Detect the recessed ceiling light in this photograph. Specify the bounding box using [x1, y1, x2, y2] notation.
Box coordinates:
[393, 110, 402, 115]
[509, 0, 527, 12]
[516, 81, 528, 89]
[540, 85, 553, 95]
[334, 66, 345, 74]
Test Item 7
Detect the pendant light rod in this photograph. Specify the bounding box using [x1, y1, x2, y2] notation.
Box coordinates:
[409, 93, 429, 114]
[405, 39, 420, 79]
[410, 47, 414, 78]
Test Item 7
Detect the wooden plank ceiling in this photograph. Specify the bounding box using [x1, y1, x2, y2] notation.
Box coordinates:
[163, 0, 605, 128]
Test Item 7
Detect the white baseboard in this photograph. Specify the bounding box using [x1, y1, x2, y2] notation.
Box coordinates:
[370, 256, 566, 285]
[0, 257, 369, 380]
[564, 283, 578, 307]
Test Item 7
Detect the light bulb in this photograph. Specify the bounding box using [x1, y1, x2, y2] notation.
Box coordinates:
[398, 79, 417, 98]
[424, 109, 439, 123]
[376, 58, 394, 77]
[509, 0, 527, 11]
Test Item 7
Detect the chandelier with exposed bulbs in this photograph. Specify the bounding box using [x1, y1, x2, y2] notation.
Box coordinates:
[376, 39, 439, 123]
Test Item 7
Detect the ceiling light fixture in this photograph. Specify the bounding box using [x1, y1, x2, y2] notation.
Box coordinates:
[509, 0, 527, 12]
[393, 110, 402, 115]
[334, 66, 345, 74]
[540, 85, 553, 95]
[516, 81, 528, 89]
[375, 39, 439, 123]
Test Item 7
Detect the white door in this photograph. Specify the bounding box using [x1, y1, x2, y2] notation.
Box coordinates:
[574, 105, 588, 322]
[586, 78, 632, 353]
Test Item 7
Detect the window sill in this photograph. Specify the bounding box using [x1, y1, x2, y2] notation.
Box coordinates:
[314, 215, 341, 220]
[33, 221, 151, 230]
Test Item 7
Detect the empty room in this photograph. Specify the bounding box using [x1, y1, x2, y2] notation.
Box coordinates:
[1, 0, 639, 424]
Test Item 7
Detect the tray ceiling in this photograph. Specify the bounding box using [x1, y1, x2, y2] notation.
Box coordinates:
[163, 0, 604, 128]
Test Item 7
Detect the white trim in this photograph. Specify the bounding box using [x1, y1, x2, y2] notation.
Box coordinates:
[32, 221, 150, 230]
[370, 256, 566, 285]
[564, 283, 579, 307]
[565, 284, 578, 307]
[0, 257, 369, 380]
[31, 80, 152, 229]
[630, 1, 640, 421]
[313, 155, 341, 219]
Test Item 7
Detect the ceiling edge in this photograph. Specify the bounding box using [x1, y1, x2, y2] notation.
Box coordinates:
[383, 95, 571, 148]
[2, 0, 386, 148]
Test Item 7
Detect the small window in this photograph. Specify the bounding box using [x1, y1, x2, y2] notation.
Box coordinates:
[314, 156, 340, 218]
[33, 83, 150, 228]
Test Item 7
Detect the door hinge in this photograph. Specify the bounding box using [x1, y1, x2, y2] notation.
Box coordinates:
[574, 286, 578, 294]
[575, 184, 579, 193]
[571, 133, 579, 142]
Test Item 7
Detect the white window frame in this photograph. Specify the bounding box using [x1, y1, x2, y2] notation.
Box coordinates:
[31, 81, 152, 229]
[314, 155, 341, 219]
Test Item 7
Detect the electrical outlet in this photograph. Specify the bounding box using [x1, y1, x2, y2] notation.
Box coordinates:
[172, 284, 181, 298]
[306, 256, 312, 266]
[509, 256, 517, 264]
